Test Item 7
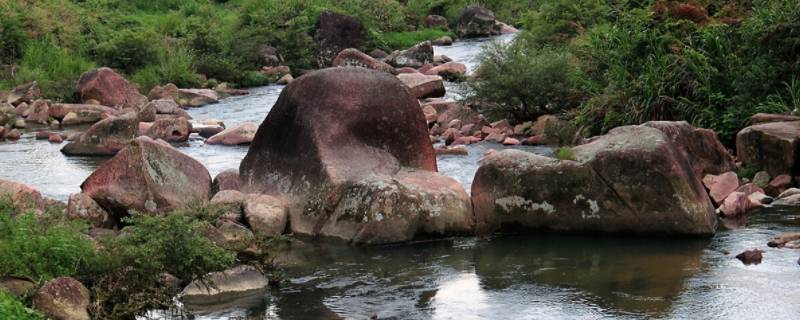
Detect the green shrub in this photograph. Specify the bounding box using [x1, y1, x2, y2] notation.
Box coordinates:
[468, 42, 583, 123]
[11, 40, 95, 102]
[518, 0, 610, 47]
[91, 212, 234, 318]
[95, 28, 160, 73]
[240, 71, 274, 88]
[0, 289, 44, 320]
[556, 146, 576, 161]
[0, 204, 96, 285]
[131, 45, 201, 93]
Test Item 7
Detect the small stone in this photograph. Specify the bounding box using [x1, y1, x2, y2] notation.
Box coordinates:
[735, 249, 764, 265]
[48, 134, 63, 143]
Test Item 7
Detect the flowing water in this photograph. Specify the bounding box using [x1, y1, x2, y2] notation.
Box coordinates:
[1, 35, 799, 319]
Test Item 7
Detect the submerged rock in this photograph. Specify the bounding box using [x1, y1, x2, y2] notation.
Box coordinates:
[472, 125, 717, 236]
[81, 136, 211, 215]
[735, 249, 764, 265]
[145, 117, 192, 142]
[77, 67, 147, 109]
[240, 68, 473, 244]
[767, 232, 800, 248]
[32, 277, 90, 320]
[61, 112, 139, 156]
[181, 265, 268, 307]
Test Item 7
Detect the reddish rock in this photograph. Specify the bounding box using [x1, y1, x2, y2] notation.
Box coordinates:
[718, 192, 752, 217]
[434, 102, 484, 129]
[81, 136, 211, 214]
[61, 112, 139, 156]
[61, 110, 104, 126]
[452, 136, 482, 145]
[35, 130, 51, 140]
[49, 103, 118, 120]
[212, 169, 241, 193]
[32, 277, 90, 320]
[5, 129, 21, 140]
[177, 88, 219, 107]
[77, 67, 147, 109]
[502, 137, 520, 145]
[431, 36, 453, 46]
[702, 172, 739, 204]
[206, 122, 258, 145]
[460, 123, 477, 136]
[423, 62, 467, 81]
[472, 125, 717, 236]
[396, 73, 445, 99]
[736, 183, 765, 196]
[48, 134, 63, 143]
[239, 68, 473, 244]
[244, 194, 289, 237]
[138, 122, 153, 135]
[369, 49, 388, 59]
[767, 232, 800, 248]
[67, 193, 111, 228]
[333, 48, 396, 74]
[6, 82, 41, 106]
[765, 174, 793, 197]
[643, 121, 736, 177]
[261, 66, 291, 77]
[436, 145, 469, 156]
[277, 74, 294, 85]
[442, 127, 461, 145]
[422, 104, 438, 124]
[145, 117, 192, 142]
[736, 121, 800, 176]
[192, 122, 225, 138]
[484, 131, 507, 143]
[425, 15, 449, 29]
[523, 135, 547, 145]
[749, 113, 800, 125]
[396, 67, 420, 74]
[496, 21, 519, 34]
[0, 178, 44, 212]
[735, 249, 764, 265]
[27, 99, 50, 124]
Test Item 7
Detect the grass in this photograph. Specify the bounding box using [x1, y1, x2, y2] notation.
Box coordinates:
[556, 146, 576, 161]
[0, 289, 44, 320]
[11, 39, 95, 102]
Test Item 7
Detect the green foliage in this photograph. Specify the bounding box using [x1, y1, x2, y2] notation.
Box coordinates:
[13, 40, 95, 102]
[95, 28, 160, 73]
[519, 0, 611, 46]
[0, 290, 44, 320]
[131, 46, 201, 93]
[556, 146, 576, 161]
[379, 29, 453, 50]
[90, 212, 234, 318]
[0, 202, 96, 285]
[469, 42, 582, 123]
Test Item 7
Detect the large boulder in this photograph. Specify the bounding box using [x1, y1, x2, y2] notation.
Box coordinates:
[27, 99, 50, 124]
[472, 125, 717, 236]
[177, 89, 219, 108]
[643, 121, 735, 177]
[6, 82, 41, 106]
[81, 136, 211, 215]
[239, 68, 474, 244]
[396, 73, 445, 99]
[457, 6, 500, 38]
[332, 48, 396, 74]
[76, 67, 147, 109]
[423, 62, 467, 81]
[32, 277, 90, 320]
[61, 112, 139, 156]
[206, 122, 258, 145]
[314, 11, 366, 67]
[243, 194, 289, 237]
[384, 41, 434, 68]
[66, 193, 112, 228]
[736, 121, 800, 176]
[49, 103, 118, 120]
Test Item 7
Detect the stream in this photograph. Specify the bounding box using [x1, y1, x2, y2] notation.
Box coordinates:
[1, 34, 799, 319]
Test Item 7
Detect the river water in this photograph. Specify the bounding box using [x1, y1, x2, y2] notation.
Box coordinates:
[2, 35, 799, 319]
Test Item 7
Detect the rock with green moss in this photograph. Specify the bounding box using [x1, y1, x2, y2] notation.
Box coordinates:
[472, 125, 717, 236]
[61, 112, 139, 156]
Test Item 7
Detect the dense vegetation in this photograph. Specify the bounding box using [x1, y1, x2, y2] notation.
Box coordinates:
[0, 197, 272, 319]
[469, 0, 800, 144]
[0, 0, 527, 101]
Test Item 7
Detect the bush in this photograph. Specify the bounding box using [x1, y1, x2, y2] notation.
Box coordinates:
[95, 29, 160, 73]
[90, 212, 234, 318]
[131, 45, 201, 93]
[556, 146, 576, 161]
[0, 289, 44, 320]
[11, 40, 95, 102]
[468, 41, 583, 123]
[0, 201, 96, 285]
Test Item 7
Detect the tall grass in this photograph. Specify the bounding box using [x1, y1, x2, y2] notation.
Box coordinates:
[12, 40, 95, 102]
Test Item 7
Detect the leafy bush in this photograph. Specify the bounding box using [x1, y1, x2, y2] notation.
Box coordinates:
[95, 29, 160, 73]
[131, 45, 201, 93]
[468, 42, 583, 123]
[556, 146, 576, 161]
[12, 40, 95, 102]
[90, 212, 234, 318]
[0, 202, 96, 285]
[0, 289, 44, 320]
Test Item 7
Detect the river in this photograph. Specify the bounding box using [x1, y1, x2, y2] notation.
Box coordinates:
[1, 35, 799, 320]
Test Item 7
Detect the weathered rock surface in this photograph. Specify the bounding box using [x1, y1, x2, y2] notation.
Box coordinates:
[643, 121, 736, 177]
[240, 68, 474, 244]
[77, 67, 147, 109]
[385, 41, 434, 68]
[396, 73, 445, 99]
[472, 125, 717, 236]
[181, 265, 268, 307]
[206, 122, 258, 145]
[767, 232, 800, 248]
[425, 15, 449, 29]
[177, 89, 219, 107]
[49, 103, 118, 120]
[81, 136, 211, 215]
[735, 249, 764, 265]
[213, 169, 241, 193]
[457, 6, 500, 38]
[736, 121, 800, 176]
[243, 194, 288, 237]
[332, 48, 396, 74]
[27, 99, 50, 124]
[315, 11, 366, 67]
[750, 113, 800, 125]
[145, 117, 192, 142]
[702, 171, 739, 204]
[67, 193, 112, 228]
[6, 82, 41, 106]
[32, 277, 90, 320]
[0, 178, 44, 213]
[61, 112, 139, 156]
[424, 62, 467, 81]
